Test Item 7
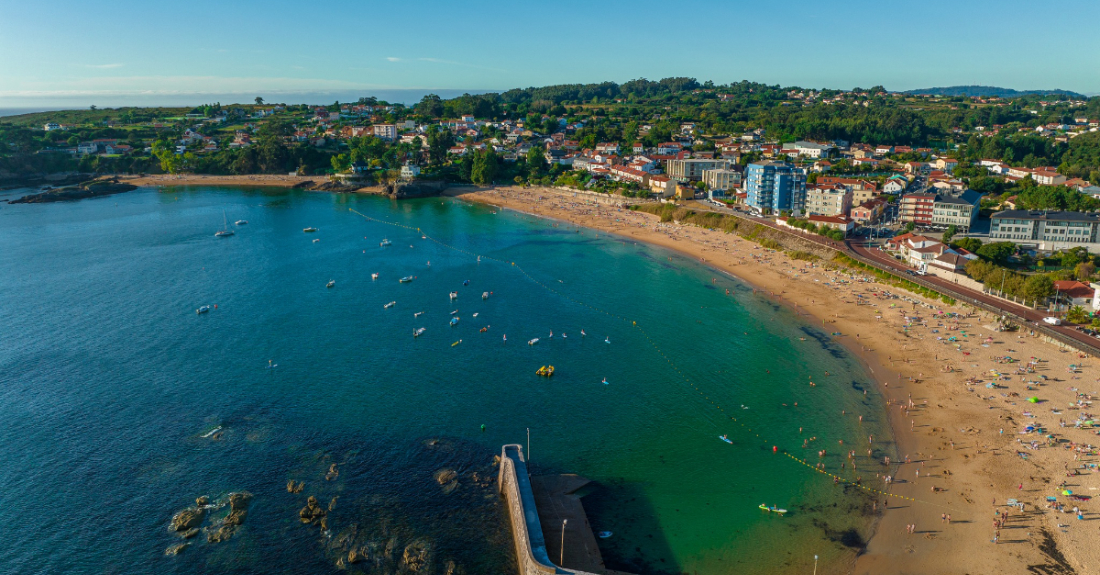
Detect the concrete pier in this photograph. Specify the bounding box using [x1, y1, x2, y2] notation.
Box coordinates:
[499, 444, 633, 575]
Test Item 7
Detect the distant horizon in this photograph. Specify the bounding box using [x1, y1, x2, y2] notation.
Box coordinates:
[1, 82, 1096, 118]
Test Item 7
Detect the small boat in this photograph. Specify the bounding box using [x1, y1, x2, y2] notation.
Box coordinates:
[414, 328, 426, 337]
[450, 310, 458, 315]
[380, 238, 391, 247]
[450, 317, 460, 326]
[463, 280, 470, 286]
[536, 365, 555, 377]
[266, 360, 278, 369]
[601, 378, 608, 385]
[528, 338, 539, 346]
[235, 220, 248, 225]
[304, 227, 317, 233]
[581, 330, 586, 337]
[597, 531, 612, 539]
[371, 273, 379, 280]
[196, 305, 211, 314]
[399, 276, 414, 283]
[503, 334, 507, 342]
[452, 340, 462, 347]
[605, 337, 610, 344]
[482, 292, 489, 300]
[449, 292, 458, 300]
[758, 504, 787, 514]
[719, 435, 732, 444]
[414, 312, 424, 318]
[312, 238, 320, 243]
[480, 326, 488, 332]
[384, 301, 395, 309]
[472, 313, 479, 318]
[215, 212, 234, 237]
[327, 280, 335, 288]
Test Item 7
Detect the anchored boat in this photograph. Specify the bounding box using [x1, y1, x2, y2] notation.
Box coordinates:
[399, 276, 414, 283]
[536, 365, 555, 377]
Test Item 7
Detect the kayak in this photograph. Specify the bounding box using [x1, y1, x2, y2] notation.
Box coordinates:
[718, 436, 732, 444]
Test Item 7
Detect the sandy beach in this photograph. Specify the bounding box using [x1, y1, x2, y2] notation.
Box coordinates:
[122, 173, 324, 188]
[451, 186, 1097, 575]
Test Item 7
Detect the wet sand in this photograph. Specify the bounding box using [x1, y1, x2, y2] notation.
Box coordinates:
[452, 185, 1099, 575]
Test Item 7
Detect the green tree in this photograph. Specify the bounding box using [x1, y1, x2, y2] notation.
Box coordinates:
[1075, 261, 1096, 281]
[976, 242, 1016, 265]
[1067, 305, 1089, 324]
[952, 237, 983, 253]
[1021, 274, 1054, 303]
[471, 149, 499, 185]
[941, 224, 958, 243]
[903, 222, 915, 233]
[426, 126, 455, 167]
[255, 97, 264, 105]
[331, 153, 350, 172]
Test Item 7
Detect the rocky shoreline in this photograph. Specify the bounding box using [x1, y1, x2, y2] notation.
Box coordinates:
[10, 177, 137, 204]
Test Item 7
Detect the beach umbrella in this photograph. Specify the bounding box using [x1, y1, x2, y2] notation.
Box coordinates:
[1028, 397, 1039, 403]
[1063, 490, 1073, 496]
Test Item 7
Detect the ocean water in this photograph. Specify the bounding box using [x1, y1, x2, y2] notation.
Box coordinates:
[0, 187, 894, 575]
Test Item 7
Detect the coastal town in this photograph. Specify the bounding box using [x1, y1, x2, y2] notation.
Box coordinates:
[7, 79, 1100, 575]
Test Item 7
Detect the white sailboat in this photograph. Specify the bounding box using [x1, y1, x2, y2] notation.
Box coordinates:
[215, 212, 234, 237]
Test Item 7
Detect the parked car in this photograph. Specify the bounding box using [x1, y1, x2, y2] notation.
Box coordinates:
[1043, 317, 1062, 325]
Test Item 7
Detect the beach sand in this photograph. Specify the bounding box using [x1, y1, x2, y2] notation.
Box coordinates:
[451, 185, 1098, 575]
[122, 173, 322, 188]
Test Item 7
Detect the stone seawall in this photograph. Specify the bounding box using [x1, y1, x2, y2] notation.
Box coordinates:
[497, 445, 601, 575]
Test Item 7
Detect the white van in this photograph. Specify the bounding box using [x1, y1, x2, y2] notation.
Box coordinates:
[1043, 317, 1062, 326]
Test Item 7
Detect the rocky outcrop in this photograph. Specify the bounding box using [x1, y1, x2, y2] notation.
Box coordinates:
[10, 177, 137, 204]
[170, 506, 206, 532]
[383, 180, 447, 199]
[299, 495, 327, 526]
[203, 491, 252, 544]
[164, 542, 190, 556]
[402, 538, 431, 572]
[325, 463, 339, 481]
[286, 480, 304, 493]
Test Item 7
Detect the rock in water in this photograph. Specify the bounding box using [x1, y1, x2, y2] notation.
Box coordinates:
[325, 464, 339, 481]
[433, 469, 457, 485]
[164, 542, 190, 556]
[179, 528, 200, 540]
[170, 507, 206, 532]
[229, 491, 252, 512]
[402, 539, 430, 572]
[299, 495, 327, 526]
[195, 495, 210, 507]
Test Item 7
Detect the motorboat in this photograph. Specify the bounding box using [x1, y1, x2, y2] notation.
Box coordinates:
[371, 273, 379, 280]
[462, 280, 470, 286]
[384, 301, 395, 309]
[414, 328, 426, 337]
[449, 292, 458, 300]
[326, 280, 335, 288]
[380, 238, 392, 247]
[312, 238, 320, 243]
[482, 292, 489, 300]
[235, 220, 248, 225]
[414, 312, 424, 317]
[450, 317, 460, 326]
[304, 227, 317, 233]
[196, 305, 210, 314]
[399, 276, 414, 283]
[528, 338, 539, 346]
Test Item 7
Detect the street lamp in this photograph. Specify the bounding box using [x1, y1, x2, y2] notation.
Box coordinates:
[560, 519, 568, 566]
[813, 554, 819, 575]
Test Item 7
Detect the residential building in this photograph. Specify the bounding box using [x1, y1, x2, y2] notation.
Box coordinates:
[899, 190, 981, 231]
[609, 165, 650, 187]
[43, 122, 62, 131]
[744, 160, 807, 215]
[400, 163, 421, 179]
[850, 198, 887, 224]
[883, 178, 907, 194]
[372, 124, 397, 140]
[808, 214, 855, 235]
[899, 192, 936, 226]
[666, 158, 731, 182]
[648, 175, 678, 198]
[931, 190, 982, 230]
[780, 141, 835, 159]
[1033, 169, 1067, 186]
[804, 185, 853, 217]
[935, 158, 960, 173]
[1052, 280, 1096, 309]
[990, 210, 1100, 250]
[702, 168, 741, 191]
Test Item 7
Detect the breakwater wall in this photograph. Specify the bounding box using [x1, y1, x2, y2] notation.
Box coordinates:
[497, 445, 600, 575]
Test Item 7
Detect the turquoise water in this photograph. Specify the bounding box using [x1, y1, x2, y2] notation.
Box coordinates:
[0, 187, 894, 574]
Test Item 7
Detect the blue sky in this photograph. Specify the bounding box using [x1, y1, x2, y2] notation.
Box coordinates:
[2, 0, 1098, 107]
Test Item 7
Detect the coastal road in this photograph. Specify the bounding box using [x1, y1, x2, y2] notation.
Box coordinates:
[847, 241, 1100, 355]
[684, 200, 1100, 355]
